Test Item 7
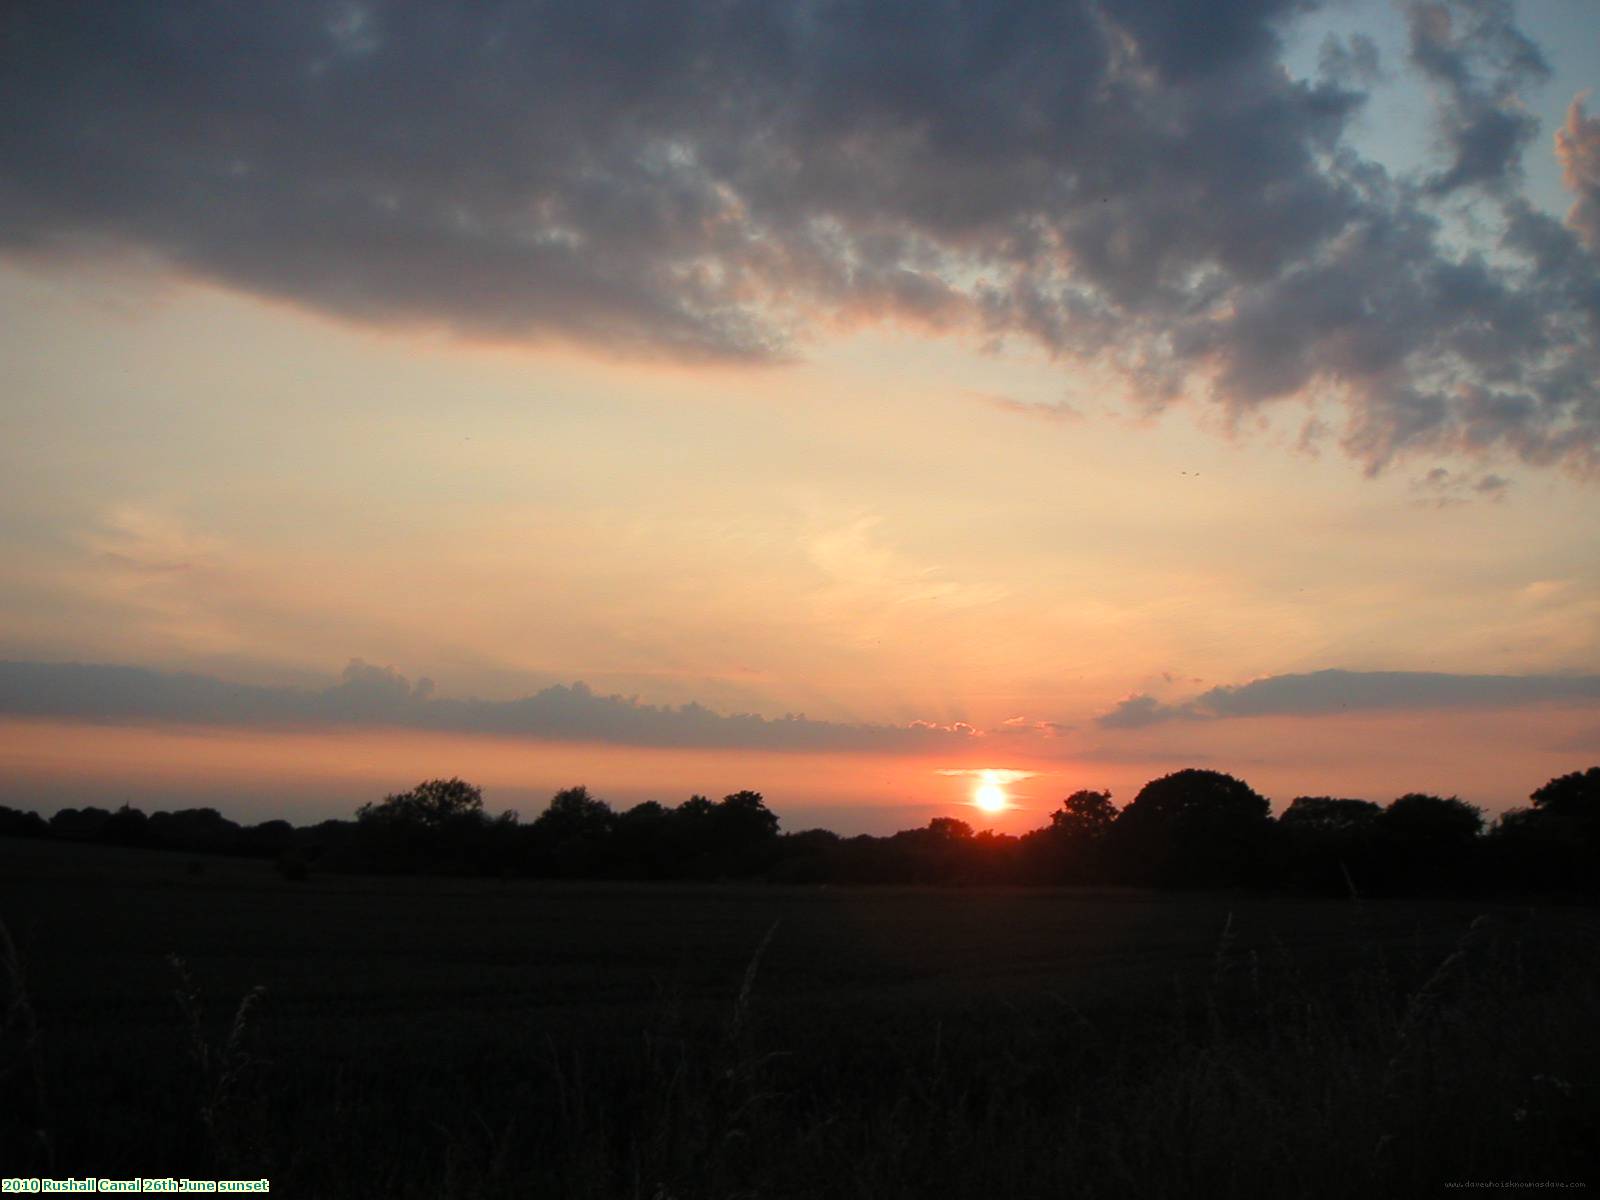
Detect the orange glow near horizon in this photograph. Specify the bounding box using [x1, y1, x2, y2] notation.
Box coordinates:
[0, 717, 1066, 834]
[1, 709, 1590, 837]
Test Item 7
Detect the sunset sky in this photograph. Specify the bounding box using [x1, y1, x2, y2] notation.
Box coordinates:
[2, 0, 1598, 832]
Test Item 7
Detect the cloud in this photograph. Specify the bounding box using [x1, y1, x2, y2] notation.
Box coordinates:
[1556, 93, 1600, 250]
[0, 659, 981, 754]
[1408, 465, 1511, 504]
[1097, 694, 1174, 730]
[1318, 33, 1384, 89]
[934, 767, 1038, 783]
[978, 392, 1083, 423]
[0, 0, 1596, 473]
[1408, 0, 1547, 196]
[1096, 668, 1600, 727]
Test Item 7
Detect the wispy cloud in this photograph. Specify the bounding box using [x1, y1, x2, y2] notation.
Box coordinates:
[1408, 466, 1512, 506]
[977, 393, 1083, 423]
[934, 767, 1038, 783]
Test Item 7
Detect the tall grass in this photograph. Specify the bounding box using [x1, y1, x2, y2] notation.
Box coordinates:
[169, 954, 269, 1174]
[12, 893, 1598, 1198]
[0, 918, 51, 1172]
[466, 909, 1595, 1200]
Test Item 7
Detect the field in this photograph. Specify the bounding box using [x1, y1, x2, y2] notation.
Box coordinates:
[2, 837, 1596, 1198]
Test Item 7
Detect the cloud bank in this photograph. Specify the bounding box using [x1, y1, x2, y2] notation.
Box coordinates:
[1098, 668, 1600, 728]
[1, 0, 1596, 474]
[0, 659, 979, 754]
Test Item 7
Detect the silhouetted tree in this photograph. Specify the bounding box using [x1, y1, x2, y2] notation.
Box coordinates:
[1276, 797, 1383, 893]
[302, 818, 355, 870]
[1039, 790, 1118, 882]
[101, 804, 150, 846]
[351, 779, 488, 872]
[706, 791, 781, 875]
[1486, 767, 1600, 893]
[30, 764, 1600, 895]
[715, 790, 780, 840]
[1050, 790, 1117, 840]
[613, 801, 675, 878]
[534, 786, 614, 839]
[1530, 766, 1600, 826]
[1279, 797, 1382, 837]
[770, 828, 843, 883]
[147, 807, 241, 853]
[648, 791, 783, 877]
[1113, 769, 1272, 886]
[0, 806, 48, 838]
[669, 794, 717, 864]
[927, 817, 974, 841]
[966, 828, 1023, 883]
[528, 786, 616, 876]
[879, 818, 977, 883]
[1380, 793, 1483, 842]
[1371, 793, 1484, 893]
[239, 819, 297, 858]
[357, 778, 485, 827]
[50, 807, 112, 841]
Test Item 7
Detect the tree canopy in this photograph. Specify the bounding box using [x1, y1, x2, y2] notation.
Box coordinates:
[12, 765, 1600, 896]
[1049, 790, 1117, 841]
[1114, 769, 1273, 886]
[357, 777, 485, 827]
[1380, 793, 1484, 843]
[1530, 767, 1600, 822]
[1279, 797, 1383, 837]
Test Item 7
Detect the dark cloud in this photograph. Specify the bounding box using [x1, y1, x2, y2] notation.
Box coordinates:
[0, 659, 980, 753]
[1, 0, 1595, 471]
[1097, 694, 1172, 730]
[1318, 33, 1383, 88]
[1408, 0, 1547, 196]
[1097, 668, 1600, 727]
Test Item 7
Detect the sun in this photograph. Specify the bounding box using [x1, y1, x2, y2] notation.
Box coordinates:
[974, 771, 1009, 814]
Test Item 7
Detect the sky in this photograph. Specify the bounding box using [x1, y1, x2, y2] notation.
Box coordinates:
[1, 0, 1598, 834]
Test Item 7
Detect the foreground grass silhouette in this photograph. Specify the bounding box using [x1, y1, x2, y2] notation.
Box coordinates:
[2, 837, 1596, 1198]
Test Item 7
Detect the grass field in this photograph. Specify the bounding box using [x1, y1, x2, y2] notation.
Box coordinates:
[2, 836, 1596, 1197]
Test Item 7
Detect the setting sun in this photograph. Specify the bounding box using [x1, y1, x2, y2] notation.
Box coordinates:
[974, 771, 1009, 814]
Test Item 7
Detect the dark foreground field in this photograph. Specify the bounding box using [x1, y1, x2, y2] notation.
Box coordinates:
[2, 838, 1596, 1198]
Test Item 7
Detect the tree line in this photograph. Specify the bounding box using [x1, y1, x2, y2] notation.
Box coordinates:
[3, 766, 1597, 895]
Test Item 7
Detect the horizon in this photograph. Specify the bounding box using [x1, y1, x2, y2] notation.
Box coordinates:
[5, 751, 1586, 841]
[0, 662, 1590, 835]
[2, 0, 1598, 838]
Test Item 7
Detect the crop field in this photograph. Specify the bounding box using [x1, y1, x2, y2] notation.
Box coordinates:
[2, 837, 1596, 1198]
